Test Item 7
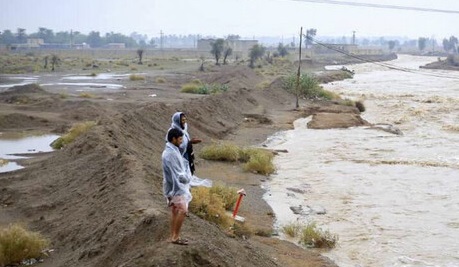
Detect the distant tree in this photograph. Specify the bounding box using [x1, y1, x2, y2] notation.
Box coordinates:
[248, 44, 266, 68]
[50, 54, 60, 71]
[305, 28, 317, 49]
[388, 40, 396, 51]
[449, 36, 458, 53]
[0, 29, 15, 44]
[418, 37, 428, 51]
[223, 47, 233, 65]
[443, 38, 452, 52]
[87, 31, 102, 48]
[210, 38, 225, 65]
[54, 31, 70, 44]
[265, 51, 273, 64]
[17, 28, 27, 43]
[137, 49, 144, 64]
[277, 43, 288, 57]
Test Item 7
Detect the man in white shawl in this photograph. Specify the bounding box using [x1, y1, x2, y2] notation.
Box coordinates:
[162, 128, 192, 245]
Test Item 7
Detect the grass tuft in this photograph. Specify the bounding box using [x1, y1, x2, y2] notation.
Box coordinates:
[189, 186, 233, 229]
[79, 92, 94, 98]
[155, 77, 166, 83]
[51, 121, 96, 149]
[180, 83, 201, 94]
[0, 224, 49, 266]
[129, 74, 145, 81]
[242, 149, 275, 175]
[0, 158, 9, 167]
[299, 222, 338, 249]
[200, 142, 241, 162]
[281, 222, 302, 238]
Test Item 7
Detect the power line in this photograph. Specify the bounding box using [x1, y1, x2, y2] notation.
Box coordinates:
[307, 36, 459, 80]
[284, 0, 459, 14]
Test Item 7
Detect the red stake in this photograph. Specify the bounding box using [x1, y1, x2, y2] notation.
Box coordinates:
[232, 189, 246, 218]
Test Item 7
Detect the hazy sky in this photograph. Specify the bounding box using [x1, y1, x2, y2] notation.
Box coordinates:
[1, 0, 459, 40]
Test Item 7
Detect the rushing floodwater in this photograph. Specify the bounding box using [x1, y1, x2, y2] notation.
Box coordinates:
[264, 55, 459, 267]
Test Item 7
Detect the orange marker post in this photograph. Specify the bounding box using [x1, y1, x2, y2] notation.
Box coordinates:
[232, 189, 247, 219]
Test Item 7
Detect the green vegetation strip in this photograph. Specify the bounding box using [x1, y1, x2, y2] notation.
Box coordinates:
[200, 142, 275, 175]
[181, 82, 228, 95]
[51, 121, 96, 149]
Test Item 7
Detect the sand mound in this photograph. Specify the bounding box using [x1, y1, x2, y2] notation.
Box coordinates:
[201, 65, 263, 89]
[0, 87, 287, 267]
[0, 113, 51, 129]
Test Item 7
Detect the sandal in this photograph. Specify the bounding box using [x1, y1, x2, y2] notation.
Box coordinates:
[171, 238, 189, 245]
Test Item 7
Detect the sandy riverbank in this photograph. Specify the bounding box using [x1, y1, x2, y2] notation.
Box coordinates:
[0, 59, 368, 266]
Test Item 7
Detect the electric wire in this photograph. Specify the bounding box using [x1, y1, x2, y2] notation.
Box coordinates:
[307, 36, 459, 80]
[283, 0, 459, 14]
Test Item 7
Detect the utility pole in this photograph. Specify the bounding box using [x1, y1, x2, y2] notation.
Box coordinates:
[160, 30, 164, 51]
[352, 31, 356, 45]
[295, 27, 303, 109]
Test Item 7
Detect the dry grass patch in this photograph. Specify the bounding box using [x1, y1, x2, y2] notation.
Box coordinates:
[180, 83, 201, 94]
[129, 74, 145, 81]
[0, 158, 8, 167]
[79, 92, 95, 98]
[0, 224, 49, 266]
[190, 186, 234, 229]
[51, 121, 96, 149]
[200, 142, 241, 162]
[241, 148, 275, 175]
[155, 77, 166, 83]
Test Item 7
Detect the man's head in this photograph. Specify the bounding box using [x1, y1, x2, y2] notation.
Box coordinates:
[167, 128, 183, 147]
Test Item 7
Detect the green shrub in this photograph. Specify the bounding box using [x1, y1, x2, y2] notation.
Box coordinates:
[299, 222, 338, 249]
[51, 121, 96, 149]
[129, 74, 145, 81]
[283, 73, 332, 99]
[0, 224, 49, 266]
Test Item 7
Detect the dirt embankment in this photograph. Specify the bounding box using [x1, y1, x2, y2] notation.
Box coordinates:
[0, 67, 366, 267]
[420, 58, 459, 71]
